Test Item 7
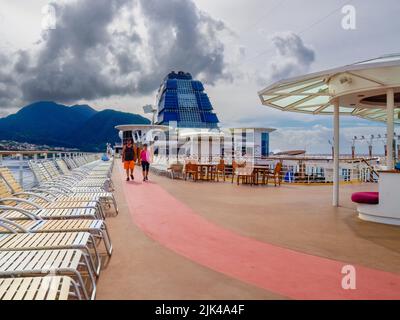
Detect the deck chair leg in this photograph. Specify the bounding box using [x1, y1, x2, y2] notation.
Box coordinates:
[98, 204, 106, 219]
[85, 236, 101, 276]
[69, 278, 84, 300]
[89, 235, 101, 275]
[79, 254, 97, 300]
[111, 196, 119, 215]
[101, 225, 113, 256]
[82, 248, 97, 278]
[69, 268, 91, 300]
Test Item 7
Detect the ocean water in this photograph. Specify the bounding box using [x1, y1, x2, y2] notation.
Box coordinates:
[1, 159, 36, 189]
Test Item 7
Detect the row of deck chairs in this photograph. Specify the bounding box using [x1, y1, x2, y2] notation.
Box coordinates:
[0, 155, 116, 300]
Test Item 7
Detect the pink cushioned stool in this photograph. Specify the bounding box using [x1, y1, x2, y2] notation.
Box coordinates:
[351, 192, 379, 205]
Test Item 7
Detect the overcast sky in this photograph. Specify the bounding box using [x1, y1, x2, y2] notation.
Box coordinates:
[0, 0, 399, 153]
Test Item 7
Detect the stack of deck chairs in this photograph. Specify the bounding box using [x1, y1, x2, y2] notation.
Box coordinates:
[0, 155, 117, 300]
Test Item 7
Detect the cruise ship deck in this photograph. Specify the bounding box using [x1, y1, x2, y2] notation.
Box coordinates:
[95, 164, 400, 300]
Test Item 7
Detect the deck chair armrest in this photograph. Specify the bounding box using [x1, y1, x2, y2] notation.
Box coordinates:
[67, 172, 85, 178]
[75, 172, 86, 177]
[41, 182, 73, 193]
[0, 205, 42, 220]
[55, 178, 75, 186]
[60, 176, 78, 182]
[31, 187, 67, 197]
[12, 192, 52, 203]
[0, 198, 44, 210]
[61, 176, 80, 182]
[57, 185, 73, 193]
[39, 181, 59, 187]
[0, 217, 29, 233]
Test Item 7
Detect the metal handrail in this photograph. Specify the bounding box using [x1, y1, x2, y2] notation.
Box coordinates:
[152, 153, 381, 184]
[360, 158, 380, 182]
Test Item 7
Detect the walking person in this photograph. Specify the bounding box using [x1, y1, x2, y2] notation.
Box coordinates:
[140, 144, 152, 182]
[122, 139, 137, 181]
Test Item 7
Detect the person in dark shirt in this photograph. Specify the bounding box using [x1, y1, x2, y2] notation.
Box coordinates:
[122, 139, 137, 181]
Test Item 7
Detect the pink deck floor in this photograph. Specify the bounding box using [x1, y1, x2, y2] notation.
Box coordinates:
[119, 166, 400, 300]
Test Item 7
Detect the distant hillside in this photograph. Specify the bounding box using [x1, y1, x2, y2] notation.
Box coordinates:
[0, 101, 150, 151]
[67, 109, 150, 151]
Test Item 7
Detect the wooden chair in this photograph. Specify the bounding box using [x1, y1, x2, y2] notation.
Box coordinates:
[167, 163, 184, 179]
[267, 162, 283, 186]
[184, 162, 199, 182]
[231, 161, 238, 183]
[236, 165, 255, 186]
[215, 159, 226, 182]
[231, 161, 247, 183]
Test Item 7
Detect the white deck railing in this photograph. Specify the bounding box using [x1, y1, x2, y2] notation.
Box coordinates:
[0, 151, 99, 188]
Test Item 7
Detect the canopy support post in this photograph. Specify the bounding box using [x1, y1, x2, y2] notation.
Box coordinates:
[387, 88, 395, 170]
[333, 99, 340, 207]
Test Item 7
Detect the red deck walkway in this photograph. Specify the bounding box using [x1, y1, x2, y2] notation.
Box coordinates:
[119, 166, 400, 300]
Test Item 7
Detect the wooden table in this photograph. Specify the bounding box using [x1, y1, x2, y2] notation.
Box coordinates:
[197, 164, 217, 181]
[253, 166, 271, 185]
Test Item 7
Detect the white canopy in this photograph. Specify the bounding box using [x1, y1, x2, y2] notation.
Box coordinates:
[258, 54, 400, 207]
[258, 54, 400, 123]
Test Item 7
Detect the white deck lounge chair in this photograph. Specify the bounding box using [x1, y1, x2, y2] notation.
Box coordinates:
[0, 276, 83, 300]
[36, 161, 110, 188]
[29, 160, 116, 197]
[0, 217, 112, 255]
[0, 205, 101, 221]
[19, 164, 117, 214]
[0, 232, 101, 275]
[0, 172, 105, 218]
[0, 249, 96, 300]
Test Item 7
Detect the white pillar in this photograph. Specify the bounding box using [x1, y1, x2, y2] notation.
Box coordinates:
[333, 99, 340, 207]
[387, 88, 395, 169]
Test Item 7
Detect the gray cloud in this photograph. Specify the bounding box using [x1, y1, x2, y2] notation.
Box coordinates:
[0, 0, 231, 107]
[20, 0, 135, 102]
[0, 53, 22, 109]
[258, 32, 315, 85]
[136, 0, 230, 92]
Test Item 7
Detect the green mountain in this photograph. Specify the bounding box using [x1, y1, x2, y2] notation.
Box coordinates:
[0, 101, 150, 151]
